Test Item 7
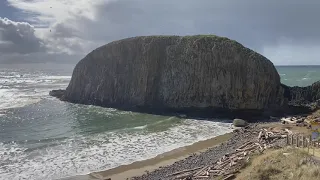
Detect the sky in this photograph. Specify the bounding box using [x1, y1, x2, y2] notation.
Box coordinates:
[0, 0, 320, 65]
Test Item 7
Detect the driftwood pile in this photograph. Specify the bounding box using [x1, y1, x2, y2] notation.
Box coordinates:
[166, 128, 292, 180]
[280, 116, 309, 127]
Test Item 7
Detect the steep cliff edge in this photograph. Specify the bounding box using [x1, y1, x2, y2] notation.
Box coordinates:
[53, 35, 287, 118]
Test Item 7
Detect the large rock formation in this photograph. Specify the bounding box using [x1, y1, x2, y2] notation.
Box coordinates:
[53, 35, 287, 118]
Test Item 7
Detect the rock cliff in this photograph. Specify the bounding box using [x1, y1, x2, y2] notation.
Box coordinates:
[55, 35, 287, 118]
[282, 81, 320, 104]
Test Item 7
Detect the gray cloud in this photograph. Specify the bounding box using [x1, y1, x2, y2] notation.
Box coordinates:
[0, 52, 83, 64]
[57, 0, 320, 52]
[4, 0, 320, 65]
[53, 22, 80, 38]
[0, 17, 45, 54]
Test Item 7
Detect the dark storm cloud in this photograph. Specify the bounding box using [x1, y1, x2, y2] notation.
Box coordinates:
[0, 17, 45, 54]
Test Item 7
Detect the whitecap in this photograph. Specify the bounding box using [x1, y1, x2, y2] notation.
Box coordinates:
[0, 71, 70, 112]
[131, 125, 148, 130]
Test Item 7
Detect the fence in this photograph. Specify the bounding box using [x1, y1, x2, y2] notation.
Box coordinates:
[286, 134, 320, 155]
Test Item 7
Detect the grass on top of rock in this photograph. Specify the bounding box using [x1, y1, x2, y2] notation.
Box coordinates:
[136, 34, 235, 41]
[236, 148, 320, 180]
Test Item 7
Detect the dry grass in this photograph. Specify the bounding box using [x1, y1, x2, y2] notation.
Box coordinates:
[235, 148, 320, 180]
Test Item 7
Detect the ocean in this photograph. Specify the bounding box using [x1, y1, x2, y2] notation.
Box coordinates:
[0, 65, 319, 180]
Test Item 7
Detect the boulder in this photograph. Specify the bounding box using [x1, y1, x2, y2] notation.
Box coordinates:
[233, 119, 248, 127]
[55, 35, 286, 118]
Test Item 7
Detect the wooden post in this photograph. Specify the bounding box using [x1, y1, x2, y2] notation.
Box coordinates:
[291, 134, 294, 146]
[310, 135, 312, 144]
[303, 136, 305, 148]
[304, 136, 306, 148]
[286, 134, 289, 145]
[296, 135, 299, 147]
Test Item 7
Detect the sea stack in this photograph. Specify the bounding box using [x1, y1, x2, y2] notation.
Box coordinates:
[55, 35, 286, 118]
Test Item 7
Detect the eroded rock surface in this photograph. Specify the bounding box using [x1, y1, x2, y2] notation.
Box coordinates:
[282, 81, 320, 104]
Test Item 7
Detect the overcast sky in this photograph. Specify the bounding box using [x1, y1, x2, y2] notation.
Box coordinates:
[0, 0, 320, 65]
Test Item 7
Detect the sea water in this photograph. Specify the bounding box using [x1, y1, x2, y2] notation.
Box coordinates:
[0, 65, 319, 180]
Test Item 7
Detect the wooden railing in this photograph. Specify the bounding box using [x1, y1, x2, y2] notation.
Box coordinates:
[286, 134, 320, 155]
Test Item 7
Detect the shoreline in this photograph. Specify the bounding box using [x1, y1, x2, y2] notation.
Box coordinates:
[63, 132, 233, 180]
[64, 120, 312, 180]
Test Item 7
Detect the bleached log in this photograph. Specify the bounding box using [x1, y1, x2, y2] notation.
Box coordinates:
[193, 166, 209, 177]
[215, 160, 232, 169]
[217, 158, 232, 166]
[237, 141, 254, 149]
[209, 169, 221, 173]
[281, 118, 297, 124]
[255, 143, 264, 153]
[166, 166, 202, 177]
[265, 135, 284, 140]
[230, 151, 249, 158]
[258, 131, 263, 139]
[230, 160, 237, 167]
[236, 145, 258, 152]
[267, 132, 274, 136]
[173, 172, 193, 179]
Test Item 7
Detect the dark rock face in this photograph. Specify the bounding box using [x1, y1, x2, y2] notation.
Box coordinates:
[282, 81, 320, 104]
[60, 35, 285, 118]
[49, 89, 65, 100]
[281, 81, 320, 114]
